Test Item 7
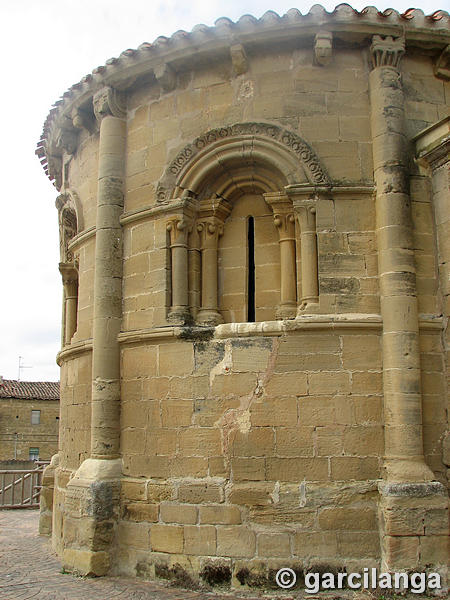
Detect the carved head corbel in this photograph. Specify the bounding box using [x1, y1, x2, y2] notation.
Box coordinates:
[314, 31, 333, 66]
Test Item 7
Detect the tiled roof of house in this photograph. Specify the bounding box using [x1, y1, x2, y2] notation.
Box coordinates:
[0, 379, 60, 401]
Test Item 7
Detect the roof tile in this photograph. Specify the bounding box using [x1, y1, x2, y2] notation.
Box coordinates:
[0, 380, 60, 401]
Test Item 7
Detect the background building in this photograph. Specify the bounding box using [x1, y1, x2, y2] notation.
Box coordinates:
[37, 4, 448, 590]
[0, 378, 60, 461]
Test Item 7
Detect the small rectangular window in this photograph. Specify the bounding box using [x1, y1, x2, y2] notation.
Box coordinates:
[31, 410, 40, 425]
[29, 447, 39, 461]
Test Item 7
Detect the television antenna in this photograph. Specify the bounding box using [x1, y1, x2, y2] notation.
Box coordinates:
[18, 356, 32, 381]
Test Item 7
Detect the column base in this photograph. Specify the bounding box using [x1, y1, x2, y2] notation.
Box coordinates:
[62, 458, 122, 576]
[383, 457, 436, 483]
[39, 453, 59, 536]
[276, 302, 297, 319]
[167, 307, 192, 325]
[378, 481, 448, 592]
[297, 300, 320, 315]
[196, 309, 223, 326]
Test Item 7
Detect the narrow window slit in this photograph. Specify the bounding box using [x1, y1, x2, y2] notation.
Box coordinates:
[247, 216, 255, 322]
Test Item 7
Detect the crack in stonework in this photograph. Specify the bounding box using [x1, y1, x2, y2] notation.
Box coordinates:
[216, 338, 280, 464]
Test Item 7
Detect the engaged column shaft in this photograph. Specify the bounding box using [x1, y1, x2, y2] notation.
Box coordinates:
[369, 35, 433, 482]
[91, 88, 126, 460]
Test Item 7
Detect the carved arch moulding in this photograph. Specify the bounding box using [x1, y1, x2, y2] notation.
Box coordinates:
[156, 122, 331, 203]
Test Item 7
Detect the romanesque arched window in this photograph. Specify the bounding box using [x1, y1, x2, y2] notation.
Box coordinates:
[56, 194, 79, 344]
[160, 123, 330, 326]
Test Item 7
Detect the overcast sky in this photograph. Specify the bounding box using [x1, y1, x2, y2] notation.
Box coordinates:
[0, 0, 445, 382]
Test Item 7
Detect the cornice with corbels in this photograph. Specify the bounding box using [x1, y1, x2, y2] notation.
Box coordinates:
[36, 7, 449, 189]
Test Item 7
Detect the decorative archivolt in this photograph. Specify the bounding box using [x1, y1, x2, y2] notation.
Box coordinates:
[156, 122, 331, 202]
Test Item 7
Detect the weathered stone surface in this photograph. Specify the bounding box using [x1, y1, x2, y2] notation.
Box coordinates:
[38, 6, 450, 588]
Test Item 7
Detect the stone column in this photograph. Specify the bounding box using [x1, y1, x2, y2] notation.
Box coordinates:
[167, 216, 191, 324]
[196, 217, 224, 326]
[63, 87, 125, 577]
[39, 453, 59, 535]
[369, 35, 433, 484]
[188, 224, 201, 320]
[59, 262, 78, 344]
[286, 186, 321, 314]
[89, 87, 126, 461]
[295, 200, 319, 312]
[370, 37, 447, 578]
[265, 192, 297, 319]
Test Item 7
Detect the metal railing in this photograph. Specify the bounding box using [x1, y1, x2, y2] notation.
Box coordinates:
[0, 461, 49, 508]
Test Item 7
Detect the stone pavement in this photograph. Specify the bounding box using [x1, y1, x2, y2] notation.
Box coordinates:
[0, 509, 281, 600]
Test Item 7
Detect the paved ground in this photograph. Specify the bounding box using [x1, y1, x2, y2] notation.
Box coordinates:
[0, 510, 283, 600]
[2, 510, 438, 600]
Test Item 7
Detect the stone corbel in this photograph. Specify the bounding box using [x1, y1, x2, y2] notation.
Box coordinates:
[72, 108, 95, 133]
[55, 127, 79, 155]
[154, 62, 177, 93]
[370, 35, 405, 69]
[93, 86, 126, 122]
[230, 44, 248, 76]
[433, 44, 450, 81]
[314, 31, 333, 66]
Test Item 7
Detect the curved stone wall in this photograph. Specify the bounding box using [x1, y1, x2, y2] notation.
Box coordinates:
[38, 4, 449, 591]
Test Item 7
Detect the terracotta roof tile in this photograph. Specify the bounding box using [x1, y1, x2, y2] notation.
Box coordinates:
[0, 379, 60, 401]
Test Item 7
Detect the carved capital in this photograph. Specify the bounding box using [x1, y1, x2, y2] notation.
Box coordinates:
[314, 31, 333, 66]
[166, 217, 191, 246]
[93, 87, 126, 122]
[293, 199, 317, 232]
[370, 35, 405, 70]
[273, 212, 295, 241]
[59, 262, 78, 287]
[230, 44, 248, 76]
[264, 192, 295, 239]
[197, 218, 224, 249]
[154, 63, 176, 93]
